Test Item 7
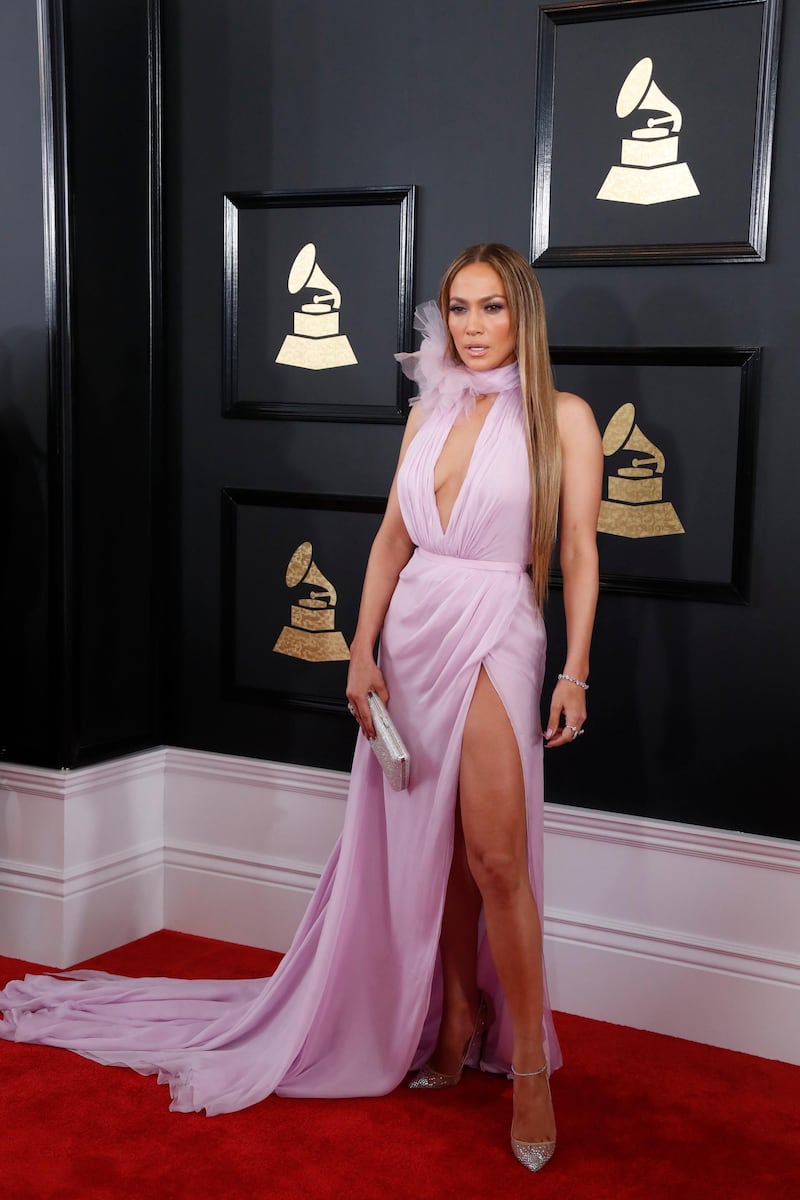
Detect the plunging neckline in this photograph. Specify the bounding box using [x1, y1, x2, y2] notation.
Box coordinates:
[433, 394, 499, 536]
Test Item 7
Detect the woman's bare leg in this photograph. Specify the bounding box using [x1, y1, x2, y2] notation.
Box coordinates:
[425, 803, 483, 1074]
[458, 666, 555, 1142]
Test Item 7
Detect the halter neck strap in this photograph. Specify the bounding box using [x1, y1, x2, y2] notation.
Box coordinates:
[395, 300, 520, 418]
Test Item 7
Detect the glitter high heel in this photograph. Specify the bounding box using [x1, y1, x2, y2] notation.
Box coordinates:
[510, 1063, 556, 1173]
[408, 991, 492, 1089]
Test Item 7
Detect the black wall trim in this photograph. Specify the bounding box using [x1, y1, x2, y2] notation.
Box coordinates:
[38, 0, 76, 763]
[30, 0, 166, 768]
[147, 0, 167, 751]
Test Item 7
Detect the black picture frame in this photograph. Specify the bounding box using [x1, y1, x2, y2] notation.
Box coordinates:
[532, 0, 782, 265]
[223, 187, 416, 421]
[221, 489, 385, 711]
[549, 347, 760, 602]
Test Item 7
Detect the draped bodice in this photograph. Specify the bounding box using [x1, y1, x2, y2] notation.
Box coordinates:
[397, 388, 531, 564]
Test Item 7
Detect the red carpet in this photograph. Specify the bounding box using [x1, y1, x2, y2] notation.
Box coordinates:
[2, 931, 798, 1199]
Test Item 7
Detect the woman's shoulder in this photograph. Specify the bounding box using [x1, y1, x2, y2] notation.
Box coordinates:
[394, 399, 429, 464]
[554, 389, 590, 415]
[555, 390, 596, 426]
[554, 390, 602, 447]
[406, 401, 427, 433]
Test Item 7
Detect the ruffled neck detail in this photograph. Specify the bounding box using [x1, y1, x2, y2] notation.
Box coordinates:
[395, 300, 520, 418]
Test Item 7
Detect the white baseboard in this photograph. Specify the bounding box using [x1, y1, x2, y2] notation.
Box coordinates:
[162, 748, 346, 951]
[542, 805, 800, 1063]
[0, 752, 165, 965]
[1, 748, 799, 1065]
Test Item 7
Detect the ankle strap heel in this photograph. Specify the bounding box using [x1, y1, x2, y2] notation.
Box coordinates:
[510, 1061, 556, 1173]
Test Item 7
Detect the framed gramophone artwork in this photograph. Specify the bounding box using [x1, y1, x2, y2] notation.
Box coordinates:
[223, 187, 416, 421]
[531, 0, 782, 265]
[220, 489, 385, 711]
[549, 347, 761, 602]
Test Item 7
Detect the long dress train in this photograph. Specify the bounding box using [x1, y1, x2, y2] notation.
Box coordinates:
[0, 351, 562, 1115]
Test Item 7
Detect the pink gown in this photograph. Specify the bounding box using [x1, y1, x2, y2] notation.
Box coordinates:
[0, 309, 562, 1115]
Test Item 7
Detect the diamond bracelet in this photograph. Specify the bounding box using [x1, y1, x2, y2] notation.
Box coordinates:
[557, 672, 589, 690]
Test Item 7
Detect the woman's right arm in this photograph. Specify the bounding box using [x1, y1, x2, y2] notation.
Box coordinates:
[346, 404, 424, 737]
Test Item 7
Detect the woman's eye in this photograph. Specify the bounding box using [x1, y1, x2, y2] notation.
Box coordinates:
[485, 303, 502, 313]
[449, 305, 466, 314]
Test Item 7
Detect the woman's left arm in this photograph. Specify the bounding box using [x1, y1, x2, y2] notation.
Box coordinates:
[545, 391, 603, 749]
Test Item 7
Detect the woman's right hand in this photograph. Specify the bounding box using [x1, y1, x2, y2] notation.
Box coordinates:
[345, 649, 389, 740]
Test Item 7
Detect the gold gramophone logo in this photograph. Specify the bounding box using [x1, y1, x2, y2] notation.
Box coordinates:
[598, 403, 684, 538]
[275, 243, 357, 370]
[273, 541, 350, 662]
[597, 57, 699, 205]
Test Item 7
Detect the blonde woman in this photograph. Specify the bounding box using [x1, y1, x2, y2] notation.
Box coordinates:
[346, 243, 602, 1170]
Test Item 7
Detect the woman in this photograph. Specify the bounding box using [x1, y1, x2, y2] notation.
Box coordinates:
[347, 243, 602, 1171]
[0, 244, 601, 1174]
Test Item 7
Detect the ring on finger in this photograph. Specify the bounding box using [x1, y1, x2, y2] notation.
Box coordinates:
[565, 724, 584, 741]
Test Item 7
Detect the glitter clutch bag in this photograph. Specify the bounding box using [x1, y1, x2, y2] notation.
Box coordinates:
[366, 691, 410, 791]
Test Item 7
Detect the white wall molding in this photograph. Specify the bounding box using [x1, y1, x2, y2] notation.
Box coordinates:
[164, 747, 349, 801]
[542, 803, 800, 1063]
[1, 842, 164, 898]
[545, 907, 800, 988]
[164, 840, 321, 893]
[0, 749, 166, 798]
[0, 751, 165, 965]
[544, 803, 800, 873]
[1, 749, 798, 1064]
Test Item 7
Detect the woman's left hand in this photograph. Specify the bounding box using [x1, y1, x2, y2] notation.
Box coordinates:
[543, 679, 587, 749]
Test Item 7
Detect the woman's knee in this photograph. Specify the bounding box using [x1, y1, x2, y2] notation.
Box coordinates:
[467, 843, 526, 901]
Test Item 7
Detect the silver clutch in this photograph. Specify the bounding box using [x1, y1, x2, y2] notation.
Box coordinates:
[366, 691, 410, 791]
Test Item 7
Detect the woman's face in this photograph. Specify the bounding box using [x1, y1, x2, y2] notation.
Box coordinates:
[447, 263, 516, 371]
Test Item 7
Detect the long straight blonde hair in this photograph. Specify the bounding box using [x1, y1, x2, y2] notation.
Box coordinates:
[437, 243, 561, 610]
